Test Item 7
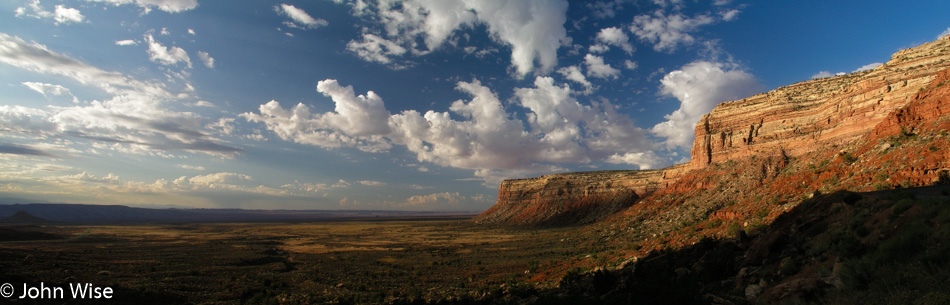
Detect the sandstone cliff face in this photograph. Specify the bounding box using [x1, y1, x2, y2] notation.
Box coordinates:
[474, 166, 686, 226]
[690, 36, 950, 169]
[478, 35, 950, 226]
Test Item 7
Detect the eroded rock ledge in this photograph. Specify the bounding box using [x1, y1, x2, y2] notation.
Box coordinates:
[477, 35, 950, 226]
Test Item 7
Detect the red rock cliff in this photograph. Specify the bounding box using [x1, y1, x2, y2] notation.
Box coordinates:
[690, 36, 950, 169]
[478, 35, 950, 226]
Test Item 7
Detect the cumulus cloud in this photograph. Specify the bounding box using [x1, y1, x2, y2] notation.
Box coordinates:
[584, 54, 620, 79]
[594, 26, 634, 55]
[605, 151, 665, 170]
[86, 0, 198, 13]
[557, 65, 592, 91]
[197, 51, 214, 68]
[241, 79, 394, 153]
[0, 33, 240, 156]
[22, 82, 71, 97]
[145, 34, 191, 68]
[339, 0, 569, 77]
[15, 1, 84, 25]
[629, 11, 717, 52]
[652, 61, 761, 149]
[246, 77, 658, 183]
[53, 5, 85, 24]
[346, 33, 407, 65]
[276, 4, 328, 29]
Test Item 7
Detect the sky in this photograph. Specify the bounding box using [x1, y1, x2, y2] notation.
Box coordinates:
[1, 0, 949, 211]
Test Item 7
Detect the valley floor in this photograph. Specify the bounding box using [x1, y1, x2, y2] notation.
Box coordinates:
[0, 219, 591, 304]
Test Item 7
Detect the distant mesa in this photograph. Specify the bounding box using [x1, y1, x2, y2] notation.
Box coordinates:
[0, 210, 52, 224]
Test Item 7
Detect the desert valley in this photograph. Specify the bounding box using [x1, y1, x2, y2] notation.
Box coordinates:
[2, 33, 950, 304]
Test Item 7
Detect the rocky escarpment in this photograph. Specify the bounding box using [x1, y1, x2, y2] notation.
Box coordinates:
[478, 35, 950, 226]
[690, 36, 950, 169]
[475, 166, 687, 226]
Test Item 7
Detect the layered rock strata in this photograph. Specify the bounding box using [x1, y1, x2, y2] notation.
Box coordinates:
[691, 36, 950, 169]
[478, 35, 950, 226]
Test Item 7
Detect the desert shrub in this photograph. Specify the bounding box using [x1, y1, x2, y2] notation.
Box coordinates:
[726, 222, 742, 238]
[871, 221, 929, 263]
[779, 258, 800, 275]
[841, 152, 859, 164]
[889, 198, 915, 221]
[830, 231, 862, 258]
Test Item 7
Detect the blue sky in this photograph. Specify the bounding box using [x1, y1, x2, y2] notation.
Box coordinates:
[1, 0, 948, 211]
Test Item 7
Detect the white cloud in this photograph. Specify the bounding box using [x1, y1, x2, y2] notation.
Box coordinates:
[206, 117, 234, 135]
[605, 152, 665, 170]
[359, 180, 386, 186]
[15, 0, 52, 19]
[193, 100, 214, 107]
[240, 79, 394, 153]
[0, 105, 57, 136]
[588, 44, 609, 53]
[587, 0, 624, 19]
[720, 9, 740, 21]
[339, 0, 569, 77]
[0, 33, 240, 157]
[197, 51, 214, 68]
[86, 0, 198, 13]
[629, 11, 716, 52]
[176, 164, 206, 171]
[557, 65, 592, 91]
[315, 79, 393, 136]
[187, 28, 196, 35]
[811, 71, 836, 79]
[115, 39, 139, 46]
[276, 4, 328, 29]
[652, 61, 761, 149]
[15, 1, 84, 25]
[188, 172, 252, 185]
[595, 26, 634, 55]
[938, 27, 950, 39]
[53, 5, 85, 24]
[145, 35, 191, 68]
[584, 54, 620, 79]
[246, 77, 658, 183]
[22, 82, 71, 97]
[623, 59, 638, 70]
[465, 0, 569, 77]
[346, 33, 407, 65]
[384, 192, 463, 209]
[853, 62, 882, 73]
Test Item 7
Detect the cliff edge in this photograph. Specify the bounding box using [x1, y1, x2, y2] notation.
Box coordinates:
[476, 35, 950, 226]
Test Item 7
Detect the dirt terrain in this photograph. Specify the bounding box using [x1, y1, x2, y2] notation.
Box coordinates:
[0, 219, 599, 304]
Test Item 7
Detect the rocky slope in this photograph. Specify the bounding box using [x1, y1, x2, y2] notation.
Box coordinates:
[476, 35, 950, 227]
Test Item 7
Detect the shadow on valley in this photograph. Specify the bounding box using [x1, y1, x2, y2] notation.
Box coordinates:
[1, 186, 948, 304]
[451, 186, 950, 305]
